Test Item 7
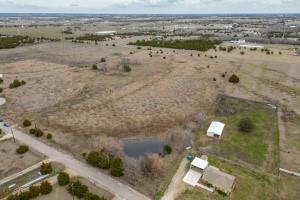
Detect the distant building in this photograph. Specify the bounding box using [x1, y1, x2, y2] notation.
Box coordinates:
[229, 39, 246, 44]
[207, 121, 225, 138]
[95, 31, 116, 35]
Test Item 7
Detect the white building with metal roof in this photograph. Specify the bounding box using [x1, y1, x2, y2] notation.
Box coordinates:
[207, 121, 225, 138]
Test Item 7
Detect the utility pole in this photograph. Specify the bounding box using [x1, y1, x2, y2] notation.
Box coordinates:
[11, 127, 16, 143]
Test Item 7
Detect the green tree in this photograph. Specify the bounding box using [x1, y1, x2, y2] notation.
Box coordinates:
[163, 145, 172, 155]
[40, 162, 53, 175]
[46, 133, 52, 140]
[58, 172, 70, 186]
[16, 145, 29, 154]
[110, 157, 124, 177]
[123, 64, 131, 72]
[84, 192, 106, 200]
[23, 119, 31, 127]
[86, 151, 100, 167]
[40, 181, 53, 195]
[28, 185, 40, 198]
[68, 180, 88, 198]
[229, 74, 240, 83]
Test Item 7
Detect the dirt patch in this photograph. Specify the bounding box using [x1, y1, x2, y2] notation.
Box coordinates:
[0, 140, 44, 179]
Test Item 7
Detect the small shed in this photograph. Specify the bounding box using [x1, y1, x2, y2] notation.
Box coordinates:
[191, 157, 209, 171]
[207, 121, 225, 138]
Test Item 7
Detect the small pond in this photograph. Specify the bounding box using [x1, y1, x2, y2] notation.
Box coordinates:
[122, 138, 165, 158]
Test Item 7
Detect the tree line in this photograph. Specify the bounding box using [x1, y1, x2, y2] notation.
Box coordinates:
[129, 38, 222, 51]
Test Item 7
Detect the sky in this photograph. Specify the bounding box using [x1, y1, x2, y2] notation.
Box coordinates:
[0, 0, 299, 14]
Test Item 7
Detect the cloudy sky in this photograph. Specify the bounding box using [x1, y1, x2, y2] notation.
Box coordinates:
[0, 0, 299, 13]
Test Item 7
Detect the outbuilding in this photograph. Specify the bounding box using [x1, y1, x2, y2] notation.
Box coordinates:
[191, 157, 209, 171]
[207, 121, 225, 138]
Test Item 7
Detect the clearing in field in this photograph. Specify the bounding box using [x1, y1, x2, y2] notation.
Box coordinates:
[196, 95, 279, 174]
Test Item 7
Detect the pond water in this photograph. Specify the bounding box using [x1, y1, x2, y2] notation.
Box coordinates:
[122, 138, 165, 158]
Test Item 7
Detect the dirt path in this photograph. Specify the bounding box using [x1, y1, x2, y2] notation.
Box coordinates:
[161, 158, 188, 200]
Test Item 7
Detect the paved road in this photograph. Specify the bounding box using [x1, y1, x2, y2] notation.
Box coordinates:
[0, 123, 151, 200]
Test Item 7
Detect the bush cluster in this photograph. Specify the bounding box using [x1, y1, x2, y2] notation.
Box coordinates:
[86, 151, 124, 177]
[163, 145, 172, 155]
[58, 172, 70, 186]
[67, 180, 106, 200]
[123, 64, 131, 72]
[6, 181, 52, 200]
[29, 128, 44, 137]
[16, 145, 29, 154]
[40, 162, 53, 175]
[23, 119, 31, 127]
[75, 35, 112, 42]
[229, 74, 240, 83]
[9, 79, 26, 88]
[0, 36, 35, 49]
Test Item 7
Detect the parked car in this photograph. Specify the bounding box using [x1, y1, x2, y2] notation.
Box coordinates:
[4, 123, 10, 127]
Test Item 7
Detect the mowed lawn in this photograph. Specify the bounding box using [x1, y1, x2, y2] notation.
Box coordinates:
[197, 95, 279, 174]
[176, 157, 279, 200]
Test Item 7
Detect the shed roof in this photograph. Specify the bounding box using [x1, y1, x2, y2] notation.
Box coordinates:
[182, 169, 202, 187]
[207, 121, 225, 136]
[202, 166, 235, 194]
[191, 157, 209, 170]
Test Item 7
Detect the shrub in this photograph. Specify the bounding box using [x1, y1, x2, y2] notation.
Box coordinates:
[29, 128, 44, 137]
[84, 192, 106, 200]
[110, 157, 124, 177]
[163, 145, 172, 155]
[40, 162, 53, 175]
[16, 145, 29, 154]
[240, 51, 245, 55]
[46, 133, 52, 140]
[23, 119, 31, 127]
[100, 58, 106, 62]
[0, 78, 3, 84]
[0, 88, 2, 93]
[86, 151, 100, 167]
[40, 181, 52, 195]
[92, 64, 98, 70]
[68, 180, 88, 198]
[238, 118, 254, 132]
[28, 185, 40, 198]
[229, 74, 240, 83]
[123, 64, 131, 72]
[137, 46, 141, 49]
[58, 172, 70, 186]
[6, 194, 19, 200]
[86, 151, 111, 169]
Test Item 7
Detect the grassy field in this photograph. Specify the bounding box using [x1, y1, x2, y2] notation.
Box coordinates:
[196, 95, 279, 174]
[285, 114, 300, 152]
[0, 26, 73, 39]
[176, 156, 279, 200]
[279, 173, 300, 200]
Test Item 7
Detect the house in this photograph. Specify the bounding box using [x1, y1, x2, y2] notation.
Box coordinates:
[207, 121, 225, 138]
[182, 157, 209, 188]
[202, 166, 235, 195]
